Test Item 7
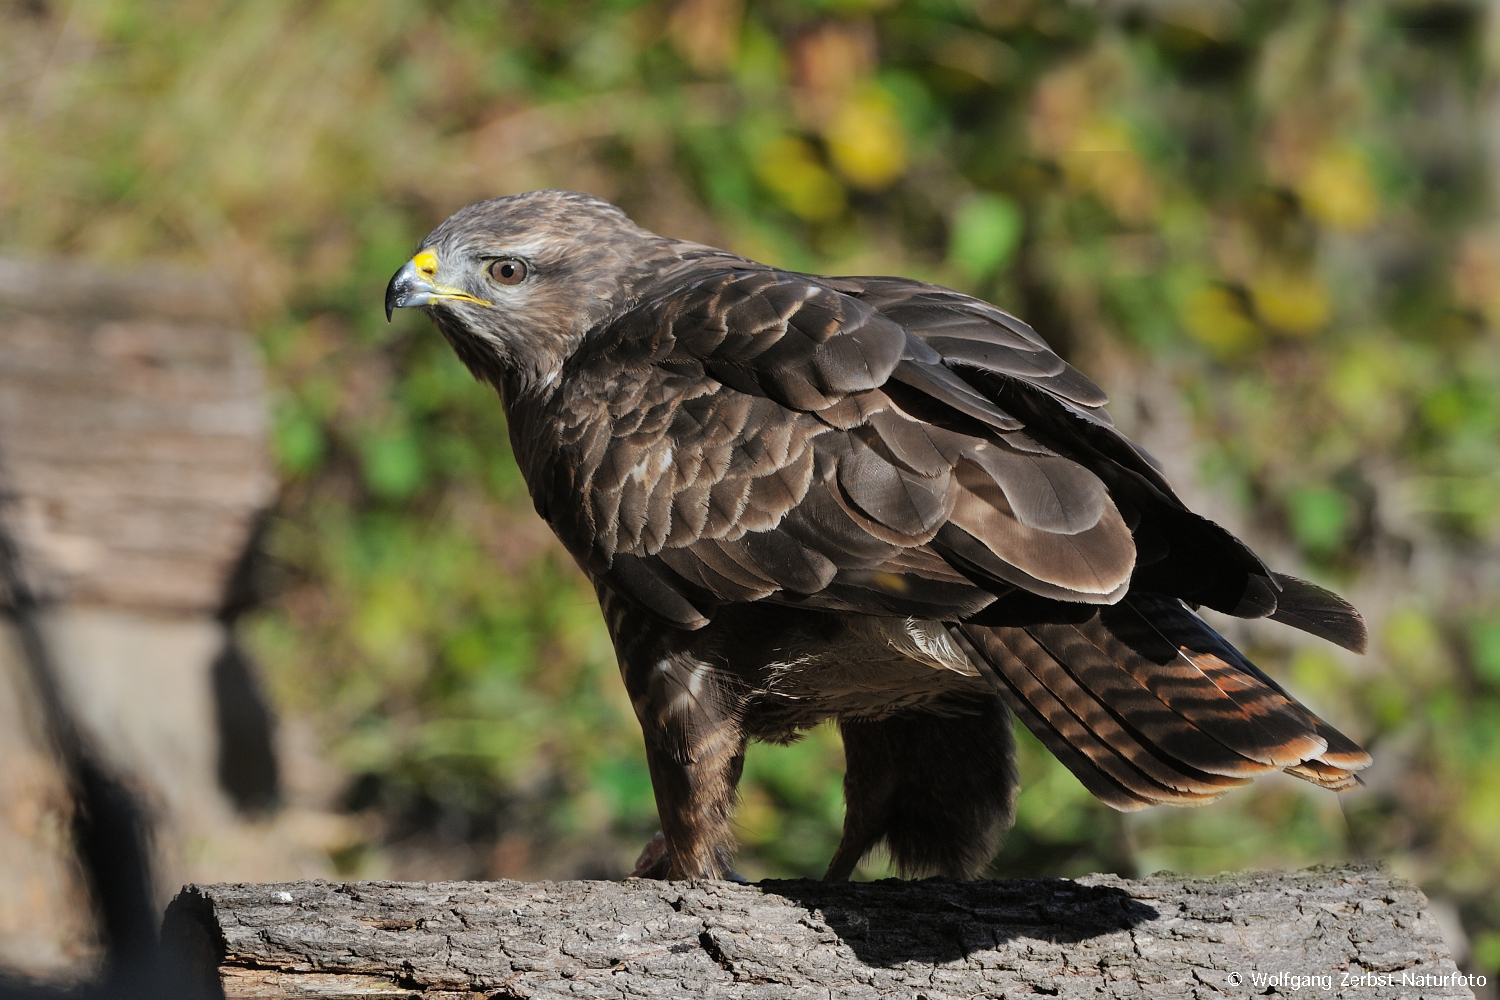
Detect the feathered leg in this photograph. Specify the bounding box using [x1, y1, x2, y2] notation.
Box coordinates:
[610, 591, 747, 879]
[827, 692, 1017, 881]
[634, 684, 745, 880]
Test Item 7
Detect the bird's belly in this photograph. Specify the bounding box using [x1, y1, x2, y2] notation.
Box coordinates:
[739, 617, 992, 743]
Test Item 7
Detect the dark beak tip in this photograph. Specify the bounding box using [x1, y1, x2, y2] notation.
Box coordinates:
[384, 271, 402, 322]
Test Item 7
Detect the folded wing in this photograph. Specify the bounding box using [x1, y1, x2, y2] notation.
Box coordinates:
[551, 268, 1146, 626]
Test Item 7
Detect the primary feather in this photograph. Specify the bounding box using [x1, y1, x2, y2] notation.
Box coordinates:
[388, 190, 1370, 879]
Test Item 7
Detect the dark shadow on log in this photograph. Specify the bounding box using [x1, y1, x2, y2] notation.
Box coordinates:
[760, 876, 1157, 966]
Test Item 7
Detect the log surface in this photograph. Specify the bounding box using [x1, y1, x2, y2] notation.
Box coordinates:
[163, 863, 1476, 999]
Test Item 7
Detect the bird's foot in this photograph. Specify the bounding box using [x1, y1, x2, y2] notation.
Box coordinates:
[628, 831, 748, 883]
[629, 831, 672, 879]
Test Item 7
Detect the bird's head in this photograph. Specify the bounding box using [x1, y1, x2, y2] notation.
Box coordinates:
[386, 190, 671, 397]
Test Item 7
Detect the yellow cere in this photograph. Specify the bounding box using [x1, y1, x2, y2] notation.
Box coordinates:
[408, 249, 493, 308]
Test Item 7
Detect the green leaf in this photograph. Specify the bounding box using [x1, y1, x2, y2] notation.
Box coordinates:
[273, 400, 326, 474]
[1286, 486, 1350, 555]
[360, 429, 425, 499]
[949, 193, 1023, 283]
[1470, 621, 1500, 685]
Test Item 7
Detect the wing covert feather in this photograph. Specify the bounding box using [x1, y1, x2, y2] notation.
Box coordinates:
[540, 266, 1143, 620]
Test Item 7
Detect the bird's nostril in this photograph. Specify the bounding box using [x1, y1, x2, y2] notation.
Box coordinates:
[411, 250, 441, 278]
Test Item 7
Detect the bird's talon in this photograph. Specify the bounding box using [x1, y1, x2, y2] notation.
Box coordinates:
[629, 831, 672, 879]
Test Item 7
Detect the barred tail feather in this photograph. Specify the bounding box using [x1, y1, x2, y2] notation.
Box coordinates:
[953, 593, 1371, 809]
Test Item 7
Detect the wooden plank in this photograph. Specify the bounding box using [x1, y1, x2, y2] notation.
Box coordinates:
[0, 256, 273, 613]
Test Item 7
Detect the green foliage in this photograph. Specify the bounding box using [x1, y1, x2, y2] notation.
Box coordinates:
[1286, 485, 1351, 557]
[948, 193, 1023, 283]
[3, 0, 1498, 974]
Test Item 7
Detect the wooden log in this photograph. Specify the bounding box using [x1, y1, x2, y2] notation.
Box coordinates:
[162, 863, 1479, 999]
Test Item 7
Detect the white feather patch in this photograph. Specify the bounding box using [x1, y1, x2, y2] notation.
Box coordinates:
[887, 618, 980, 676]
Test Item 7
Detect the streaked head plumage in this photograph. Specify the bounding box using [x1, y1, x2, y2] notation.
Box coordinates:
[386, 190, 669, 394]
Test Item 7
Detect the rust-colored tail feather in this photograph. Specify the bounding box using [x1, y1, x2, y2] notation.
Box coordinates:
[953, 593, 1370, 810]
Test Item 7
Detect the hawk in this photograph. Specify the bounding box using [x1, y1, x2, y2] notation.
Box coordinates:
[386, 190, 1370, 881]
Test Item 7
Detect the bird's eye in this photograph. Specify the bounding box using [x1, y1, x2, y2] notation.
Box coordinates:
[489, 259, 528, 285]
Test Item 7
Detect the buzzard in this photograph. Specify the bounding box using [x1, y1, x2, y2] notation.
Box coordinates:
[386, 190, 1370, 880]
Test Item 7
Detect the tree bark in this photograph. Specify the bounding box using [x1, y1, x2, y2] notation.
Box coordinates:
[161, 863, 1478, 999]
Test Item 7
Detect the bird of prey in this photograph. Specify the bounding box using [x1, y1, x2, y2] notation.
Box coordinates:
[386, 190, 1370, 881]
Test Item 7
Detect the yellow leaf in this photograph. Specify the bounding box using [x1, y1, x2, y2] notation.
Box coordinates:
[1298, 148, 1378, 232]
[824, 92, 907, 190]
[754, 136, 846, 221]
[1069, 119, 1133, 152]
[1057, 120, 1158, 224]
[1181, 285, 1260, 355]
[1250, 268, 1330, 336]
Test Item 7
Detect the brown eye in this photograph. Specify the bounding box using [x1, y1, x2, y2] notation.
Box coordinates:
[489, 259, 527, 285]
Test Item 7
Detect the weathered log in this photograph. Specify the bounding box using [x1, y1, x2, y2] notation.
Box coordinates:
[162, 863, 1479, 999]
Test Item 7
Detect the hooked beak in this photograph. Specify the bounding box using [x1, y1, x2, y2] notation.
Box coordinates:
[385, 250, 492, 321]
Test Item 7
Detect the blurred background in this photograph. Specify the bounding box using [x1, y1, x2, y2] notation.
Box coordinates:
[1, 0, 1498, 989]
